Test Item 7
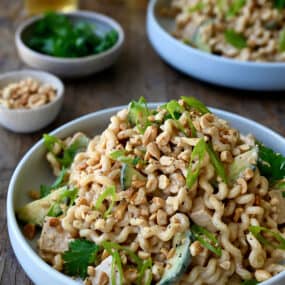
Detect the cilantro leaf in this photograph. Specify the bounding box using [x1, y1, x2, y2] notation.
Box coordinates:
[60, 135, 89, 168]
[40, 168, 67, 198]
[257, 143, 285, 183]
[274, 0, 285, 9]
[224, 29, 247, 49]
[227, 0, 246, 17]
[63, 239, 100, 279]
[26, 12, 118, 58]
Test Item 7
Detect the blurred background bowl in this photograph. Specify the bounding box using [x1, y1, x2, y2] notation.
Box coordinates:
[147, 0, 285, 91]
[0, 69, 64, 133]
[15, 11, 125, 78]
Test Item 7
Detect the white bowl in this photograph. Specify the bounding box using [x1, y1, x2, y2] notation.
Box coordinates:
[0, 70, 64, 133]
[7, 104, 285, 285]
[15, 11, 124, 78]
[147, 0, 285, 91]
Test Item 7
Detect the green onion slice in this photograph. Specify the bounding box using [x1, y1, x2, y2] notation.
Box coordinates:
[192, 224, 222, 256]
[181, 96, 210, 115]
[95, 186, 116, 218]
[249, 225, 285, 249]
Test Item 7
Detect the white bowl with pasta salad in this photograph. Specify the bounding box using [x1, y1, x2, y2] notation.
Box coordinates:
[147, 0, 285, 90]
[7, 97, 285, 285]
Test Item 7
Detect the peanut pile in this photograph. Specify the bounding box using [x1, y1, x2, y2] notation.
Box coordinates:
[0, 78, 57, 109]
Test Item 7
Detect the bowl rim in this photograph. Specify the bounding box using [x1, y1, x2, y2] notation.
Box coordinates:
[148, 0, 285, 68]
[0, 69, 64, 113]
[7, 104, 285, 285]
[15, 10, 125, 63]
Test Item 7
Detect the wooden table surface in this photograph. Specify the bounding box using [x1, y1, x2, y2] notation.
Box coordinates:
[1, 0, 285, 284]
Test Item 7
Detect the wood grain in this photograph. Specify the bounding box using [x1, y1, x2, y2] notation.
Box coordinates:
[1, 0, 285, 284]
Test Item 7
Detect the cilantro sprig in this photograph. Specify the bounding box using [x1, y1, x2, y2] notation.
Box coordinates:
[63, 239, 100, 279]
[224, 29, 247, 49]
[26, 12, 118, 58]
[257, 143, 285, 184]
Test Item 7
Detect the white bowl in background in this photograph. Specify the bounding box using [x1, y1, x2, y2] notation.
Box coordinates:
[15, 11, 124, 78]
[0, 69, 64, 133]
[7, 104, 285, 285]
[147, 0, 285, 91]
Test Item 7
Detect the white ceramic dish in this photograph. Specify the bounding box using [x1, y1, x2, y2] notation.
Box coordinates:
[0, 70, 64, 133]
[7, 104, 285, 285]
[15, 11, 124, 78]
[147, 0, 285, 91]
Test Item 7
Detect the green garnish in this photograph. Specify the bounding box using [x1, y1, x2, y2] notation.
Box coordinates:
[26, 12, 118, 58]
[191, 224, 222, 256]
[274, 0, 285, 9]
[181, 96, 210, 115]
[278, 29, 285, 52]
[137, 258, 153, 285]
[257, 143, 285, 183]
[227, 0, 246, 17]
[206, 143, 227, 183]
[63, 239, 100, 279]
[249, 225, 285, 249]
[101, 241, 152, 285]
[60, 135, 89, 168]
[187, 138, 227, 188]
[47, 187, 78, 217]
[186, 138, 207, 189]
[95, 186, 116, 218]
[43, 133, 89, 168]
[109, 150, 143, 166]
[224, 29, 247, 49]
[242, 279, 259, 285]
[40, 167, 67, 198]
[128, 97, 151, 133]
[188, 1, 204, 13]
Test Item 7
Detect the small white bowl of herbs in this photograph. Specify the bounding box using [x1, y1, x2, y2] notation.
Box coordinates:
[15, 11, 124, 78]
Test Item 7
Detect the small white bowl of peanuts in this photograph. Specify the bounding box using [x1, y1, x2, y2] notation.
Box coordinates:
[0, 70, 64, 133]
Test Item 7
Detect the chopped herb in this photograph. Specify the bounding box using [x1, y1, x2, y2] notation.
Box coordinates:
[224, 29, 247, 49]
[181, 96, 210, 115]
[109, 150, 143, 166]
[279, 29, 285, 52]
[275, 180, 285, 189]
[282, 191, 285, 198]
[242, 279, 259, 285]
[274, 0, 285, 9]
[43, 133, 89, 168]
[128, 97, 151, 133]
[249, 225, 285, 249]
[186, 138, 207, 189]
[188, 1, 204, 13]
[40, 168, 67, 198]
[63, 239, 100, 279]
[191, 224, 222, 256]
[43, 133, 62, 153]
[47, 187, 78, 217]
[206, 143, 227, 183]
[257, 143, 285, 183]
[60, 135, 89, 168]
[95, 185, 116, 218]
[217, 0, 227, 13]
[166, 100, 184, 120]
[227, 0, 246, 17]
[26, 12, 118, 58]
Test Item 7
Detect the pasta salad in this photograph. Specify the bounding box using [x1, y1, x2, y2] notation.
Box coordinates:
[17, 97, 285, 285]
[171, 0, 285, 61]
